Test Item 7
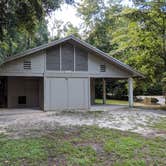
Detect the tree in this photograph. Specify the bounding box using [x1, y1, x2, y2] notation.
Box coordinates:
[77, 0, 123, 52]
[63, 22, 81, 38]
[162, 72, 166, 104]
[0, 0, 75, 61]
[77, 0, 122, 27]
[77, 0, 165, 95]
[0, 19, 50, 61]
[111, 1, 165, 93]
[0, 0, 63, 41]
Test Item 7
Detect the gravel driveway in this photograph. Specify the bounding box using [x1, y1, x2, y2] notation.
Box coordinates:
[0, 107, 165, 138]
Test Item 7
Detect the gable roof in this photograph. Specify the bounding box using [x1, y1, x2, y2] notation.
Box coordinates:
[2, 35, 144, 77]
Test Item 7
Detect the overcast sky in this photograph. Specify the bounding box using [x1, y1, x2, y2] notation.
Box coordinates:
[47, 0, 133, 37]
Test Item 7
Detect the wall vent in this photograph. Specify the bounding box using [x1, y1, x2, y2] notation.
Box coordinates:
[24, 61, 31, 70]
[100, 64, 106, 72]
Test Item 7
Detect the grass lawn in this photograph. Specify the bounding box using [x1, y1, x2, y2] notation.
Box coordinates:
[0, 126, 165, 166]
[95, 99, 128, 105]
[95, 99, 166, 111]
[134, 104, 166, 111]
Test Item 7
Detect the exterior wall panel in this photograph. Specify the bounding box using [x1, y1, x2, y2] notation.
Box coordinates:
[49, 78, 68, 109]
[68, 78, 89, 108]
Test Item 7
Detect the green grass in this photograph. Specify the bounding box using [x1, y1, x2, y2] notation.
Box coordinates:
[104, 136, 143, 158]
[95, 99, 128, 105]
[134, 105, 166, 111]
[0, 139, 46, 163]
[0, 126, 165, 166]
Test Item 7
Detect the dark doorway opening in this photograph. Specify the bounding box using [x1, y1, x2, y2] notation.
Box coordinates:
[0, 77, 7, 108]
[90, 78, 128, 106]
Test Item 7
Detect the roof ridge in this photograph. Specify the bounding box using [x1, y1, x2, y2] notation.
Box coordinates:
[2, 35, 144, 77]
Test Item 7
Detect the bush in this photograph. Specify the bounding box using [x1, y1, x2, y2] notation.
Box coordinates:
[151, 98, 159, 104]
[134, 97, 143, 102]
[143, 97, 159, 104]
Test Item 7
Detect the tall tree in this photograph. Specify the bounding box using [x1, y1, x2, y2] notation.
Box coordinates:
[162, 72, 166, 103]
[0, 0, 74, 60]
[111, 0, 165, 93]
[0, 0, 63, 41]
[63, 22, 81, 38]
[77, 0, 165, 95]
[0, 19, 50, 61]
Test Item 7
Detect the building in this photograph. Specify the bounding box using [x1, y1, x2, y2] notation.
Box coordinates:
[0, 35, 143, 110]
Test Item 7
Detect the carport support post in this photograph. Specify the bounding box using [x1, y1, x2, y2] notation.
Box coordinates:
[102, 78, 106, 104]
[91, 78, 96, 105]
[128, 77, 133, 107]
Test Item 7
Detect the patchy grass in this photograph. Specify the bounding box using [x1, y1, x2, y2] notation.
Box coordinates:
[95, 99, 128, 105]
[0, 139, 47, 163]
[0, 126, 165, 166]
[134, 104, 166, 111]
[104, 136, 143, 158]
[53, 110, 104, 118]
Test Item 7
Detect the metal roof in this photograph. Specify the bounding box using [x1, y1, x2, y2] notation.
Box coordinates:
[2, 35, 144, 77]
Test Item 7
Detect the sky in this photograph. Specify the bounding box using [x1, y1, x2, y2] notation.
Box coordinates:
[47, 0, 133, 37]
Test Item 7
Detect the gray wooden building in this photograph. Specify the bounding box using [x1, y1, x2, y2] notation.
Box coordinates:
[0, 35, 143, 110]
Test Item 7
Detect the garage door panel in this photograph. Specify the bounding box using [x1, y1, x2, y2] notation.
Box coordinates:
[46, 77, 89, 110]
[48, 78, 67, 109]
[68, 78, 87, 108]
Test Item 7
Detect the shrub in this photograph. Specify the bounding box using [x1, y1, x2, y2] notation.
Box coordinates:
[134, 97, 143, 102]
[151, 98, 159, 104]
[143, 97, 159, 104]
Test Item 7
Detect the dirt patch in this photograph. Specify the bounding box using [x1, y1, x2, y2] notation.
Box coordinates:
[0, 107, 166, 138]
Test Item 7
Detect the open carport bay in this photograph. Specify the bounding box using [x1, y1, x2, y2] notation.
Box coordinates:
[0, 76, 44, 109]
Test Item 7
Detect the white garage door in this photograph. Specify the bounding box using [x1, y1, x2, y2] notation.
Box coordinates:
[46, 77, 89, 110]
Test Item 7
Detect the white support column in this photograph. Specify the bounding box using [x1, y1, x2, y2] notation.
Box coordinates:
[128, 77, 133, 107]
[74, 45, 76, 72]
[88, 77, 91, 109]
[60, 44, 62, 71]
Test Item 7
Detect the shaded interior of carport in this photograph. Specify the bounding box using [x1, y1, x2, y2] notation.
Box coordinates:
[90, 77, 133, 106]
[0, 76, 43, 109]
